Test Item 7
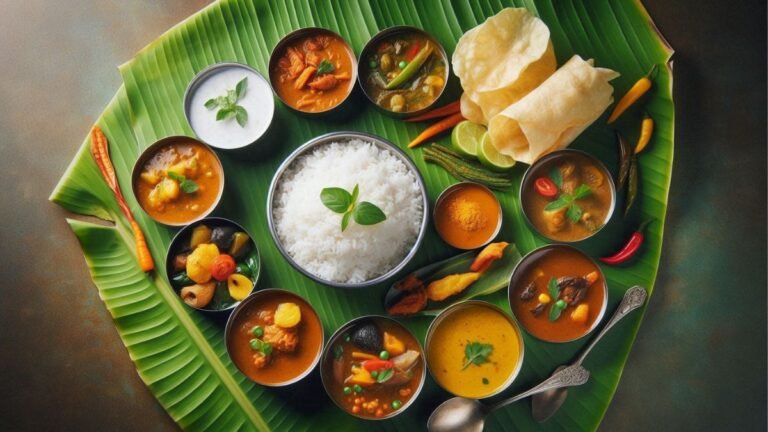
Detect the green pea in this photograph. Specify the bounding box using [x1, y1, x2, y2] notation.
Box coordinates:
[251, 325, 264, 337]
[370, 370, 379, 379]
[249, 338, 261, 351]
[391, 400, 402, 410]
[353, 384, 363, 394]
[369, 60, 377, 68]
[555, 299, 567, 309]
[343, 386, 352, 395]
[398, 60, 407, 69]
[379, 350, 390, 360]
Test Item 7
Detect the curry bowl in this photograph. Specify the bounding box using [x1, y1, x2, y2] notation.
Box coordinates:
[358, 26, 450, 118]
[131, 136, 225, 227]
[508, 244, 608, 343]
[320, 315, 426, 420]
[268, 27, 357, 116]
[164, 217, 260, 313]
[425, 300, 524, 399]
[225, 289, 324, 387]
[519, 149, 616, 243]
[267, 131, 429, 289]
[433, 181, 502, 250]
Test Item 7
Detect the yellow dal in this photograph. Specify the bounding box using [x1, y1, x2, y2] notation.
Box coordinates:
[427, 304, 522, 398]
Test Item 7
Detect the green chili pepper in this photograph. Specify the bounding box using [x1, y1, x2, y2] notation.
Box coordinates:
[625, 155, 639, 216]
[385, 42, 433, 90]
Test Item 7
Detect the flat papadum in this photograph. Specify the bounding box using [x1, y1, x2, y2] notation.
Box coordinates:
[488, 55, 619, 165]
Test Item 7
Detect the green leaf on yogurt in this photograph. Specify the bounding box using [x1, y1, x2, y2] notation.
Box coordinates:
[206, 77, 248, 127]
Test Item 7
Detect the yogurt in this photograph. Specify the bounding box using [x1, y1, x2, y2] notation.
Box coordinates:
[187, 64, 274, 150]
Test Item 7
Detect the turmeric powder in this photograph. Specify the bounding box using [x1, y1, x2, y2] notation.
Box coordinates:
[448, 198, 487, 232]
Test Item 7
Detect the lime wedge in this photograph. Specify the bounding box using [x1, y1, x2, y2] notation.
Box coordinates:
[450, 120, 486, 158]
[477, 133, 516, 171]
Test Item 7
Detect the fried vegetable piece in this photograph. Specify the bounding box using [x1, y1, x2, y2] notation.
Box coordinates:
[469, 241, 509, 272]
[394, 274, 424, 292]
[345, 365, 376, 386]
[263, 325, 298, 353]
[383, 331, 406, 356]
[186, 243, 220, 283]
[387, 288, 428, 316]
[426, 272, 481, 301]
[190, 224, 212, 249]
[180, 282, 216, 308]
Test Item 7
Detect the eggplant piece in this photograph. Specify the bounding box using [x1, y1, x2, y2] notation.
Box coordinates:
[189, 225, 212, 249]
[229, 232, 251, 258]
[520, 281, 537, 301]
[210, 226, 236, 251]
[349, 322, 382, 352]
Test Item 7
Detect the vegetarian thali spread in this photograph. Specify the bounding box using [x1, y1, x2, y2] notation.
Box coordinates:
[73, 3, 667, 429]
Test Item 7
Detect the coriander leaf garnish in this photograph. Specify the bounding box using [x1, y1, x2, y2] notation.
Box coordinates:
[462, 341, 493, 370]
[205, 77, 249, 127]
[541, 177, 592, 224]
[544, 195, 572, 211]
[166, 171, 199, 194]
[572, 184, 592, 199]
[567, 203, 583, 223]
[317, 59, 335, 75]
[376, 368, 394, 383]
[547, 277, 559, 300]
[549, 167, 563, 189]
[320, 184, 386, 232]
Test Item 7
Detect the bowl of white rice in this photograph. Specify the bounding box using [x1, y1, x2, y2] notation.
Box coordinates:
[267, 132, 429, 288]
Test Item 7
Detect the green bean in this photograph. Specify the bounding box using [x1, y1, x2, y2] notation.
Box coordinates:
[385, 42, 433, 89]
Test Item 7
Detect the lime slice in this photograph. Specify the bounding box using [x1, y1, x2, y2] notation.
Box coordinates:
[450, 120, 486, 158]
[477, 133, 516, 171]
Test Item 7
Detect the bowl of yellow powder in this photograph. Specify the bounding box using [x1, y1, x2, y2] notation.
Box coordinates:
[433, 182, 502, 250]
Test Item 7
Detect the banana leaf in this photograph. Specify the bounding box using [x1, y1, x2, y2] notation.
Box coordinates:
[50, 0, 674, 430]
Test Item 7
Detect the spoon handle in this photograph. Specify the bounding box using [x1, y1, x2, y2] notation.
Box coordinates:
[490, 364, 590, 411]
[574, 286, 647, 366]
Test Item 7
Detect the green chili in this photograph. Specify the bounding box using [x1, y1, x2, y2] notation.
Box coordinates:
[616, 132, 631, 191]
[625, 155, 639, 216]
[385, 42, 433, 90]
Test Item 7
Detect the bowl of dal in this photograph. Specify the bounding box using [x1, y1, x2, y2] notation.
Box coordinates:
[425, 300, 524, 399]
[266, 132, 429, 288]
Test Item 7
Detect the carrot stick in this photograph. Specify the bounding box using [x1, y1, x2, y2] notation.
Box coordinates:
[90, 126, 155, 272]
[408, 112, 465, 148]
[405, 100, 461, 122]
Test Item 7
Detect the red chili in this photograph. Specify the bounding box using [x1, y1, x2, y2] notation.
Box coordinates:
[534, 177, 558, 198]
[361, 359, 394, 371]
[599, 221, 652, 265]
[405, 42, 421, 61]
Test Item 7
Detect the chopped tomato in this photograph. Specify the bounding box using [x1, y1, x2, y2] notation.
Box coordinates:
[405, 42, 421, 61]
[534, 177, 558, 198]
[361, 359, 394, 371]
[210, 254, 236, 281]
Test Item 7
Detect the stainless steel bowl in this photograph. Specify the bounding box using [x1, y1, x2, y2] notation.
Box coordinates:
[357, 26, 450, 118]
[266, 131, 429, 289]
[433, 181, 503, 250]
[519, 149, 617, 243]
[320, 315, 427, 419]
[507, 244, 608, 343]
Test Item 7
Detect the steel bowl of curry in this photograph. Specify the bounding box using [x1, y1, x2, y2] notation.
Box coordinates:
[508, 244, 608, 343]
[269, 27, 357, 115]
[131, 136, 224, 226]
[165, 217, 260, 313]
[358, 26, 449, 117]
[425, 300, 524, 399]
[520, 149, 616, 243]
[225, 289, 324, 387]
[433, 182, 502, 250]
[320, 316, 426, 419]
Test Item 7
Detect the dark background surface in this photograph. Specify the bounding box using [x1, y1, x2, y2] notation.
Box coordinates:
[0, 0, 765, 431]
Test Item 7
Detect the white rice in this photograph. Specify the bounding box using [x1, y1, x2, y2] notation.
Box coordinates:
[273, 139, 424, 283]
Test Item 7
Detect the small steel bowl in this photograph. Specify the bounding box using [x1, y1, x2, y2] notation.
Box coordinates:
[266, 131, 430, 289]
[519, 149, 617, 243]
[268, 27, 357, 117]
[425, 300, 525, 399]
[224, 289, 324, 387]
[433, 181, 503, 250]
[357, 26, 450, 118]
[183, 62, 275, 151]
[164, 217, 260, 313]
[507, 244, 608, 343]
[320, 315, 426, 420]
[131, 136, 225, 227]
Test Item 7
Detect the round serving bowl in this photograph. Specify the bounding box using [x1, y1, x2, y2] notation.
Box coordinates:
[225, 289, 324, 387]
[519, 149, 617, 243]
[165, 217, 260, 313]
[425, 300, 524, 399]
[358, 26, 450, 118]
[433, 181, 503, 250]
[131, 136, 225, 227]
[320, 315, 426, 420]
[184, 62, 275, 151]
[507, 244, 608, 343]
[266, 131, 430, 289]
[268, 27, 357, 117]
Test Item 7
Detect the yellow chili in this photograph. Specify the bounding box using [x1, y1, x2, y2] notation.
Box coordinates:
[634, 114, 654, 154]
[607, 64, 657, 124]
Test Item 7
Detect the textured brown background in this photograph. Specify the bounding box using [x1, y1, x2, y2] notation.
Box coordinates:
[0, 0, 765, 431]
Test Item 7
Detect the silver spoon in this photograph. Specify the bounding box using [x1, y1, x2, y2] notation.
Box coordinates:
[531, 285, 648, 423]
[427, 364, 590, 432]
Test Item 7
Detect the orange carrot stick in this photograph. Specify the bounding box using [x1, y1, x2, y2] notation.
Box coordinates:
[407, 112, 465, 148]
[405, 100, 461, 122]
[90, 126, 155, 272]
